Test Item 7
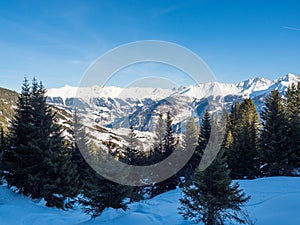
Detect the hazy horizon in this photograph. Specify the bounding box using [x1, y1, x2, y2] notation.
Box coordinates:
[2, 72, 299, 93]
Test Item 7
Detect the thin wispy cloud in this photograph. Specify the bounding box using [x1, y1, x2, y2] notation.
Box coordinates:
[282, 26, 300, 31]
[69, 59, 88, 65]
[151, 3, 186, 18]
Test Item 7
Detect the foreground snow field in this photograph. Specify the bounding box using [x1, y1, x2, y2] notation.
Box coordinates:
[0, 177, 300, 225]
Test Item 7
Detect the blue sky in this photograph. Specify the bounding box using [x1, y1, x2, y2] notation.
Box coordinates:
[0, 0, 300, 91]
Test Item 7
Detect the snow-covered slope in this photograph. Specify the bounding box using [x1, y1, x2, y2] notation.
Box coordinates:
[236, 76, 274, 97]
[47, 85, 177, 104]
[181, 82, 240, 99]
[1, 177, 300, 225]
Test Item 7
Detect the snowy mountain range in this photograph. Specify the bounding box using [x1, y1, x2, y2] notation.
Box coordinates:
[1, 73, 300, 163]
[47, 73, 299, 101]
[46, 73, 300, 132]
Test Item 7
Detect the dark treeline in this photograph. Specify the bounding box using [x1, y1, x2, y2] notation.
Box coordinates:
[224, 83, 300, 179]
[0, 78, 299, 223]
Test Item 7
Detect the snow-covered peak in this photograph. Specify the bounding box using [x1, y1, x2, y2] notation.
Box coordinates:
[182, 82, 240, 99]
[276, 73, 299, 83]
[234, 74, 300, 97]
[46, 85, 78, 99]
[236, 77, 274, 95]
[270, 73, 300, 93]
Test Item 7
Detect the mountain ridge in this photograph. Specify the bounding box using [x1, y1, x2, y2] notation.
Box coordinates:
[1, 73, 299, 133]
[44, 73, 299, 132]
[46, 73, 300, 102]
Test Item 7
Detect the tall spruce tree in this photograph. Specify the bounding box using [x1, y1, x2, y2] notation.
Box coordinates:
[79, 147, 129, 217]
[2, 78, 33, 192]
[0, 125, 4, 149]
[2, 78, 78, 208]
[225, 99, 260, 179]
[0, 125, 5, 174]
[260, 90, 289, 176]
[178, 117, 199, 183]
[150, 111, 176, 164]
[155, 112, 165, 152]
[81, 147, 129, 217]
[164, 111, 176, 156]
[69, 109, 90, 194]
[180, 111, 211, 183]
[184, 118, 199, 154]
[223, 102, 240, 177]
[72, 110, 129, 216]
[126, 124, 140, 165]
[286, 83, 300, 174]
[197, 110, 212, 159]
[179, 110, 250, 225]
[81, 172, 128, 217]
[179, 149, 250, 225]
[151, 111, 179, 196]
[148, 112, 166, 165]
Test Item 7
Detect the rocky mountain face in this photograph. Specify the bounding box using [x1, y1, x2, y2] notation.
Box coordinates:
[0, 87, 72, 133]
[0, 87, 18, 130]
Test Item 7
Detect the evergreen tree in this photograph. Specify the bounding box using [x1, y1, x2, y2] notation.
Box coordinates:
[155, 112, 165, 152]
[0, 125, 5, 174]
[260, 90, 289, 176]
[2, 78, 33, 191]
[185, 118, 199, 152]
[286, 83, 300, 174]
[223, 102, 240, 178]
[197, 110, 212, 159]
[178, 117, 199, 182]
[151, 111, 179, 196]
[149, 111, 176, 165]
[2, 78, 78, 208]
[180, 111, 211, 184]
[126, 124, 140, 165]
[225, 99, 260, 179]
[80, 132, 130, 215]
[69, 109, 90, 194]
[80, 167, 128, 217]
[163, 111, 176, 156]
[179, 149, 250, 225]
[0, 125, 4, 148]
[72, 110, 129, 216]
[0, 124, 4, 145]
[81, 144, 129, 217]
[32, 79, 79, 207]
[148, 113, 166, 165]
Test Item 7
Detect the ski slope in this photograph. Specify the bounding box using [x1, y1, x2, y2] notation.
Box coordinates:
[0, 177, 299, 225]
